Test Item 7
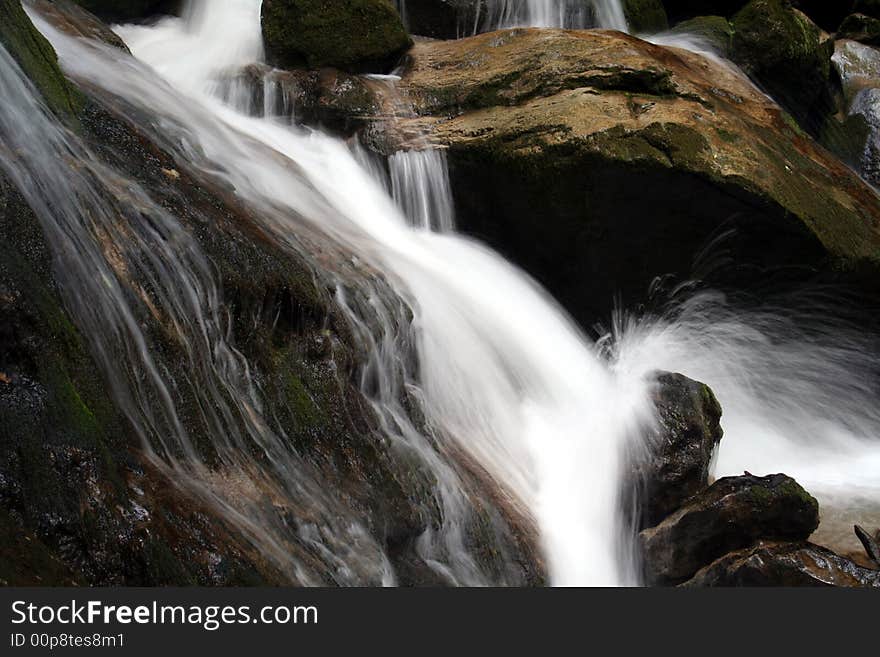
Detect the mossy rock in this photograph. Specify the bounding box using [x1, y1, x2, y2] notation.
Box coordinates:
[623, 0, 668, 33]
[261, 0, 412, 74]
[732, 0, 834, 129]
[0, 0, 81, 120]
[839, 13, 880, 46]
[669, 15, 735, 55]
[71, 0, 180, 22]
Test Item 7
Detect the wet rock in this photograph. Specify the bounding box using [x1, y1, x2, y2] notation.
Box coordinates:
[683, 540, 880, 586]
[261, 0, 411, 74]
[387, 28, 880, 325]
[30, 0, 131, 52]
[854, 524, 880, 567]
[731, 0, 834, 130]
[640, 473, 819, 585]
[630, 373, 723, 530]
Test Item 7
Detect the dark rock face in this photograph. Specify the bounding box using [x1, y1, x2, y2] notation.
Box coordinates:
[731, 0, 834, 131]
[261, 0, 411, 74]
[70, 0, 180, 23]
[629, 373, 723, 530]
[640, 473, 820, 585]
[684, 540, 880, 587]
[854, 525, 880, 567]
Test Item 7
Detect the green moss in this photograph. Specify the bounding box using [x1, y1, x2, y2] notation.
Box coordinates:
[0, 0, 81, 121]
[261, 0, 411, 73]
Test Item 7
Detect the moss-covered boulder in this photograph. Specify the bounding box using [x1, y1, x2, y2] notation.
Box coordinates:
[70, 0, 179, 22]
[261, 0, 411, 74]
[640, 473, 820, 585]
[732, 0, 834, 130]
[839, 13, 880, 46]
[622, 0, 668, 33]
[669, 15, 735, 55]
[0, 0, 80, 119]
[382, 28, 880, 325]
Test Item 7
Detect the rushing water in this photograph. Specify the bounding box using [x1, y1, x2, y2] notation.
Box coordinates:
[10, 0, 880, 585]
[481, 0, 627, 31]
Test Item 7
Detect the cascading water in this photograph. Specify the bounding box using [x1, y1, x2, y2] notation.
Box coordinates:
[482, 0, 627, 31]
[13, 0, 880, 585]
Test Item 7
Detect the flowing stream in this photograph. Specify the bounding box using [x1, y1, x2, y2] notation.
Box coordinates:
[6, 0, 880, 584]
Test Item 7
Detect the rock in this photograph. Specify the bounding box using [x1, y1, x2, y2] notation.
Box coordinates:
[623, 0, 668, 33]
[731, 0, 834, 130]
[684, 540, 880, 586]
[396, 0, 484, 39]
[838, 13, 880, 46]
[629, 373, 723, 530]
[640, 473, 820, 585]
[668, 15, 735, 56]
[0, 0, 81, 119]
[70, 0, 179, 23]
[853, 524, 880, 566]
[387, 28, 880, 325]
[261, 0, 412, 74]
[30, 0, 131, 52]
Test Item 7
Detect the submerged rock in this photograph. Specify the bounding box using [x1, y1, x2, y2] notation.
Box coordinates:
[261, 0, 412, 74]
[629, 373, 723, 530]
[684, 540, 880, 586]
[640, 473, 819, 585]
[386, 28, 880, 325]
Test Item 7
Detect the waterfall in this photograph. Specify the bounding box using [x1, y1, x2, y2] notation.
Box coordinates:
[482, 0, 628, 32]
[16, 0, 880, 584]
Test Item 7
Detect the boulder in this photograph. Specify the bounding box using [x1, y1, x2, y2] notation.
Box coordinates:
[70, 0, 179, 23]
[261, 0, 412, 74]
[854, 524, 880, 566]
[0, 0, 81, 119]
[838, 13, 880, 46]
[684, 540, 880, 586]
[639, 473, 819, 585]
[629, 373, 723, 530]
[731, 0, 834, 130]
[387, 28, 880, 325]
[623, 0, 668, 33]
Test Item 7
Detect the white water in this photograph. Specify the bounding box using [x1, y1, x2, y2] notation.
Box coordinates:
[18, 0, 880, 584]
[483, 0, 627, 31]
